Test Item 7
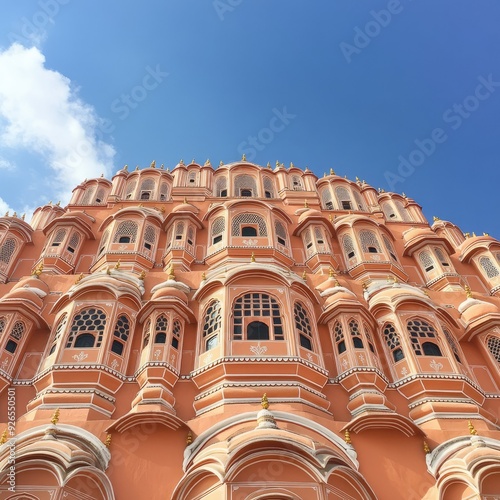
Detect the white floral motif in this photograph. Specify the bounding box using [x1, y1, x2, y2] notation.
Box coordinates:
[204, 353, 213, 364]
[430, 359, 443, 372]
[401, 366, 408, 376]
[307, 352, 313, 362]
[72, 351, 88, 362]
[358, 353, 365, 364]
[154, 349, 161, 360]
[250, 343, 268, 356]
[170, 354, 176, 364]
[243, 239, 258, 246]
[1, 358, 9, 370]
[341, 359, 349, 370]
[110, 359, 119, 370]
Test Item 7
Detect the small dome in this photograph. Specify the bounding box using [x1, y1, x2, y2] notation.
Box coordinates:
[172, 202, 199, 214]
[298, 208, 323, 224]
[151, 279, 190, 303]
[458, 298, 498, 323]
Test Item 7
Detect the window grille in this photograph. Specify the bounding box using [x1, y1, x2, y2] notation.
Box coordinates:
[49, 314, 67, 355]
[234, 174, 257, 197]
[363, 322, 376, 354]
[175, 222, 185, 243]
[419, 251, 434, 273]
[407, 319, 442, 356]
[67, 232, 80, 254]
[0, 238, 16, 264]
[51, 229, 66, 247]
[155, 315, 168, 344]
[349, 319, 364, 348]
[275, 220, 287, 246]
[66, 308, 107, 348]
[479, 256, 499, 278]
[360, 230, 381, 253]
[202, 301, 222, 351]
[334, 321, 345, 354]
[394, 200, 411, 222]
[443, 328, 461, 363]
[434, 247, 450, 267]
[144, 225, 156, 245]
[335, 186, 352, 210]
[140, 178, 155, 192]
[215, 177, 227, 197]
[382, 235, 397, 261]
[186, 226, 195, 250]
[0, 318, 5, 335]
[263, 176, 274, 198]
[353, 191, 365, 211]
[142, 319, 151, 348]
[314, 227, 327, 250]
[211, 216, 225, 245]
[95, 188, 105, 204]
[10, 321, 24, 341]
[487, 336, 500, 363]
[159, 182, 169, 201]
[294, 302, 313, 351]
[172, 319, 181, 349]
[384, 323, 404, 362]
[291, 175, 304, 191]
[98, 229, 110, 256]
[233, 293, 283, 341]
[188, 171, 197, 185]
[231, 213, 267, 236]
[111, 315, 130, 356]
[382, 203, 397, 220]
[343, 234, 356, 260]
[125, 181, 137, 199]
[321, 188, 334, 210]
[113, 221, 138, 243]
[81, 187, 95, 205]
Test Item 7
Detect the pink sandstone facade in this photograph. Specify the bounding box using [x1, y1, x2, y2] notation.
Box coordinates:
[0, 159, 500, 499]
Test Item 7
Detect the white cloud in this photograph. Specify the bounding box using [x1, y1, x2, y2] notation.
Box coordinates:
[0, 157, 15, 170]
[0, 196, 15, 216]
[0, 43, 115, 203]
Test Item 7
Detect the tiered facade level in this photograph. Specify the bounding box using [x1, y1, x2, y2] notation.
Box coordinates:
[0, 159, 499, 499]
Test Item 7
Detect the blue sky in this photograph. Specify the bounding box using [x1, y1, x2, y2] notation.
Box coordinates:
[0, 0, 498, 237]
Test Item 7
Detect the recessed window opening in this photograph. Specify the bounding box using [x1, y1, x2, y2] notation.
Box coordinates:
[240, 189, 252, 197]
[241, 226, 257, 237]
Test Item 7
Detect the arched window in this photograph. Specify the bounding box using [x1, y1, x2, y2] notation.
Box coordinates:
[139, 178, 155, 200]
[394, 200, 411, 222]
[81, 187, 95, 205]
[353, 191, 365, 211]
[321, 188, 334, 210]
[49, 314, 67, 355]
[66, 308, 107, 348]
[334, 321, 345, 354]
[159, 182, 169, 201]
[143, 225, 156, 252]
[291, 175, 303, 191]
[113, 221, 138, 244]
[363, 322, 376, 354]
[95, 188, 105, 204]
[335, 186, 352, 210]
[233, 293, 284, 341]
[186, 226, 195, 251]
[234, 174, 257, 197]
[211, 216, 225, 245]
[188, 171, 197, 185]
[382, 202, 398, 220]
[360, 230, 381, 254]
[154, 315, 168, 344]
[51, 229, 67, 247]
[66, 232, 80, 255]
[142, 319, 151, 348]
[343, 234, 356, 260]
[125, 181, 137, 200]
[407, 319, 442, 356]
[294, 302, 313, 351]
[479, 256, 500, 279]
[383, 323, 404, 362]
[98, 229, 110, 256]
[172, 319, 181, 349]
[275, 220, 287, 247]
[304, 230, 313, 256]
[174, 222, 185, 245]
[231, 214, 267, 236]
[419, 251, 435, 273]
[349, 319, 364, 348]
[382, 235, 397, 261]
[0, 238, 16, 265]
[4, 321, 24, 354]
[434, 247, 450, 268]
[202, 301, 222, 351]
[263, 176, 274, 198]
[111, 315, 130, 356]
[215, 177, 227, 197]
[443, 329, 461, 363]
[487, 336, 500, 364]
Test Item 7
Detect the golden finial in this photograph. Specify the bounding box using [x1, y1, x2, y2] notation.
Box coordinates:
[251, 252, 256, 263]
[464, 284, 473, 299]
[472, 232, 477, 237]
[304, 199, 309, 208]
[186, 431, 193, 445]
[344, 429, 352, 444]
[433, 216, 440, 222]
[191, 158, 195, 164]
[105, 433, 112, 447]
[204, 159, 211, 166]
[201, 272, 206, 281]
[183, 197, 188, 204]
[219, 160, 223, 167]
[304, 166, 310, 172]
[261, 393, 269, 410]
[168, 264, 175, 280]
[362, 282, 368, 291]
[302, 270, 307, 280]
[290, 162, 295, 168]
[179, 159, 185, 165]
[328, 214, 333, 222]
[100, 173, 104, 177]
[468, 420, 478, 435]
[483, 232, 489, 236]
[355, 176, 360, 183]
[21, 213, 25, 220]
[150, 160, 156, 168]
[276, 160, 280, 167]
[344, 174, 347, 179]
[4, 211, 9, 217]
[464, 232, 470, 238]
[33, 263, 43, 277]
[423, 441, 431, 454]
[330, 168, 335, 175]
[139, 270, 146, 280]
[106, 267, 111, 275]
[323, 173, 326, 178]
[402, 192, 406, 198]
[0, 429, 7, 445]
[380, 188, 385, 193]
[75, 273, 84, 284]
[135, 165, 139, 171]
[242, 153, 246, 161]
[123, 164, 128, 171]
[329, 268, 335, 278]
[114, 260, 121, 270]
[160, 163, 164, 169]
[12, 212, 17, 218]
[267, 162, 271, 168]
[423, 289, 430, 297]
[387, 275, 392, 283]
[50, 408, 60, 425]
